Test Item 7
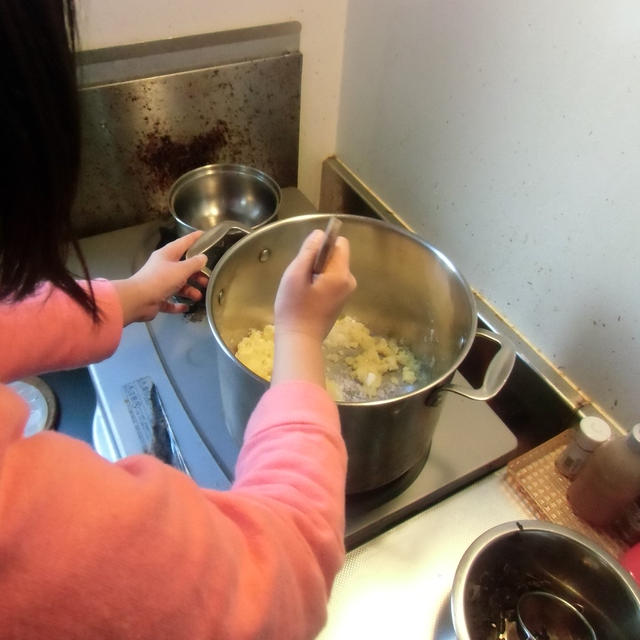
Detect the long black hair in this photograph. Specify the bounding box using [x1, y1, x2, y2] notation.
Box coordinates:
[0, 0, 98, 319]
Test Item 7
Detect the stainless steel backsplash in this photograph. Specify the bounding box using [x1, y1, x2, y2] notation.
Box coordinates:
[72, 24, 301, 237]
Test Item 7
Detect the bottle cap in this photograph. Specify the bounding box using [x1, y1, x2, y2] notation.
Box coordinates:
[626, 424, 640, 454]
[575, 416, 612, 451]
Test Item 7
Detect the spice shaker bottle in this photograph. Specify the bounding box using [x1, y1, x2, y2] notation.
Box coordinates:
[567, 423, 640, 527]
[556, 416, 611, 479]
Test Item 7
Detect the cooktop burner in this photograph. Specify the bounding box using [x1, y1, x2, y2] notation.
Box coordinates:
[78, 187, 517, 550]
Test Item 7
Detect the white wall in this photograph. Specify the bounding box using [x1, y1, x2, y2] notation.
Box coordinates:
[77, 0, 348, 206]
[336, 0, 640, 428]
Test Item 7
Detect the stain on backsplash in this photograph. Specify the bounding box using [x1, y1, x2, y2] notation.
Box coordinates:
[73, 53, 301, 236]
[136, 122, 230, 191]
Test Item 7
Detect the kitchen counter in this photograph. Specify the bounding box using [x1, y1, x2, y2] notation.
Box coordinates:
[318, 468, 530, 639]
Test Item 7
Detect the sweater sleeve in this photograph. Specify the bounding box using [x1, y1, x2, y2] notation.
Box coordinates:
[0, 380, 347, 640]
[0, 280, 122, 383]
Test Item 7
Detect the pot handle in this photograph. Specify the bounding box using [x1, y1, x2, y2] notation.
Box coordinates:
[186, 220, 251, 276]
[442, 329, 516, 401]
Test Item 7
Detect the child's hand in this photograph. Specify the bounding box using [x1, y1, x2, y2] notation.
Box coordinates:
[275, 229, 356, 341]
[112, 231, 208, 325]
[271, 229, 356, 387]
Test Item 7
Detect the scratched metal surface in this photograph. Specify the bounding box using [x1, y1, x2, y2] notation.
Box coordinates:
[73, 53, 301, 236]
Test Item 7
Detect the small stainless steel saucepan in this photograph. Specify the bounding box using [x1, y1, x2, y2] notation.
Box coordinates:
[171, 164, 280, 274]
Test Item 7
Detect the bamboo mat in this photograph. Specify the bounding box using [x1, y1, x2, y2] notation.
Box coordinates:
[505, 429, 629, 558]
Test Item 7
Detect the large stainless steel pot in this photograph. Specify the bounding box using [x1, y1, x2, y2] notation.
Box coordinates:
[206, 214, 515, 494]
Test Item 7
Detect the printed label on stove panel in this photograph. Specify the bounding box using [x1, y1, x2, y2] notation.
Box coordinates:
[122, 376, 190, 475]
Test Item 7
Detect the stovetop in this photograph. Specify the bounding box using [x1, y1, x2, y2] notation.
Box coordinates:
[76, 187, 517, 550]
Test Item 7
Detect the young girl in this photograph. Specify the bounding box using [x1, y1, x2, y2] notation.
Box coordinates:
[0, 1, 356, 638]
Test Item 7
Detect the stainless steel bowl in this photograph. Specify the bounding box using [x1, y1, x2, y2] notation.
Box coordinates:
[168, 163, 281, 236]
[451, 520, 640, 640]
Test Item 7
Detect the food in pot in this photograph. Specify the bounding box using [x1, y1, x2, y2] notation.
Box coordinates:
[235, 316, 424, 401]
[234, 324, 275, 381]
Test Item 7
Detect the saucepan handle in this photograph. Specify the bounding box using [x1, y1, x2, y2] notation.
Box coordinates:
[186, 220, 251, 276]
[443, 329, 516, 401]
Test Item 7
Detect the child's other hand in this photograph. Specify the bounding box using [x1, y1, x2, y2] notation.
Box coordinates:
[113, 231, 208, 325]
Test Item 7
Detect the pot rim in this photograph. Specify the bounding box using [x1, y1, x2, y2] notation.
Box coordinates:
[168, 163, 281, 232]
[205, 213, 478, 407]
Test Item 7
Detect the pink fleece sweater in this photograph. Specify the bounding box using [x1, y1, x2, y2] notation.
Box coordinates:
[0, 281, 347, 639]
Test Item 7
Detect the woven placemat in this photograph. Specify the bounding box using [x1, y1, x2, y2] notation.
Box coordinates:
[505, 429, 628, 558]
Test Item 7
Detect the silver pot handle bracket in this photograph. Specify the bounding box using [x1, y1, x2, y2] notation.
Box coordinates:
[185, 220, 251, 276]
[443, 329, 516, 401]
